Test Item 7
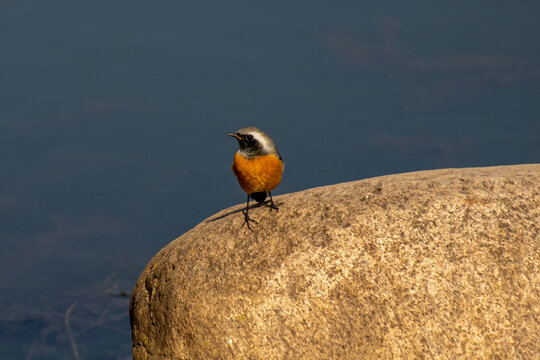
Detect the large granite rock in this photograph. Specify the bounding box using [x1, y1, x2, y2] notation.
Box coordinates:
[130, 164, 540, 359]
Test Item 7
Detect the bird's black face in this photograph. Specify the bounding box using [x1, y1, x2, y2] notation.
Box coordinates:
[229, 132, 265, 157]
[239, 133, 257, 147]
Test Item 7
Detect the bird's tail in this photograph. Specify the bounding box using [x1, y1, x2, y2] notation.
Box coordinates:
[250, 191, 267, 203]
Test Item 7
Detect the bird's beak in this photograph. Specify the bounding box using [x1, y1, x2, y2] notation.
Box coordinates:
[228, 133, 242, 140]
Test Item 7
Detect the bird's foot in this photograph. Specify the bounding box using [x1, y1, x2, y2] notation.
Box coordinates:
[266, 200, 279, 211]
[241, 210, 258, 230]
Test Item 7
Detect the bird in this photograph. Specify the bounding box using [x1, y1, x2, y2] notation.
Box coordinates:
[228, 127, 284, 229]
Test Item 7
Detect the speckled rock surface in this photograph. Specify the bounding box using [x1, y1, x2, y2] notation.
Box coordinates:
[130, 164, 540, 359]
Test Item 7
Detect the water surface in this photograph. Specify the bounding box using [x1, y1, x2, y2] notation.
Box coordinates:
[1, 1, 539, 358]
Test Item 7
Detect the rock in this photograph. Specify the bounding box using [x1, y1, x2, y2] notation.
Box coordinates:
[130, 164, 540, 359]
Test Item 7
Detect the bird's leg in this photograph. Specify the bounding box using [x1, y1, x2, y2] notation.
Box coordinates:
[241, 194, 257, 230]
[267, 192, 279, 211]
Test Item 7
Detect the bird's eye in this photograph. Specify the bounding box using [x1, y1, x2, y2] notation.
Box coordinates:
[246, 135, 254, 141]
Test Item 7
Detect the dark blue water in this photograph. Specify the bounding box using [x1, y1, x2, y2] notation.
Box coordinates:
[1, 1, 539, 358]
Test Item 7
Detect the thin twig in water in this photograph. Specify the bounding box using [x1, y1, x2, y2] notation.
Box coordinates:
[64, 300, 81, 360]
[25, 335, 40, 360]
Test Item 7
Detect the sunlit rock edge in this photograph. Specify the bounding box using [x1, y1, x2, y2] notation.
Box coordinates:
[130, 164, 540, 360]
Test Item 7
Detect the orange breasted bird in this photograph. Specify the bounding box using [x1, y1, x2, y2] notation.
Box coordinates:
[228, 127, 284, 228]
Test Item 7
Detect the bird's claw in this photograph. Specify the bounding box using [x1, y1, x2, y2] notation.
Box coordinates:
[241, 210, 258, 230]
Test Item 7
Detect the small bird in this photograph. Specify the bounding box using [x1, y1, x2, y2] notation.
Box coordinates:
[228, 127, 284, 228]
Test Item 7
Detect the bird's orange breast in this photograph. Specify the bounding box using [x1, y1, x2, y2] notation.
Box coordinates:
[232, 153, 283, 194]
